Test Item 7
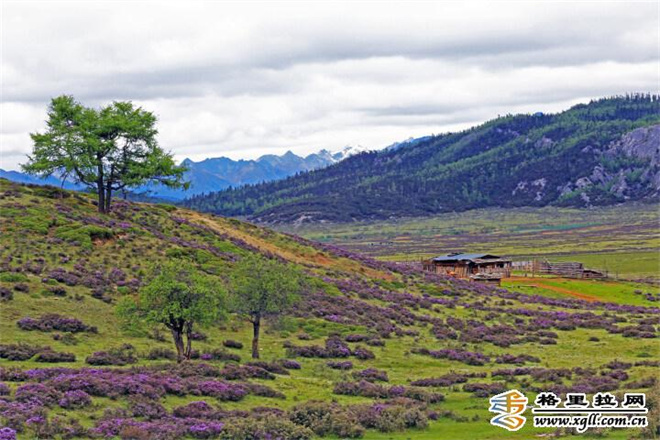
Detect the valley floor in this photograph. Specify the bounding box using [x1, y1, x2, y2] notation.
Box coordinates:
[285, 204, 660, 282]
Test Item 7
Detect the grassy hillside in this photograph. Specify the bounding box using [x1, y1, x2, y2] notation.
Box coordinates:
[0, 179, 659, 440]
[184, 95, 660, 223]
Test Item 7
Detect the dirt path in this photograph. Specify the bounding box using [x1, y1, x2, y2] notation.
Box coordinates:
[505, 276, 601, 302]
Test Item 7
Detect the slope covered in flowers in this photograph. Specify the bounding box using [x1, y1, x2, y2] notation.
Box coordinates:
[0, 178, 658, 440]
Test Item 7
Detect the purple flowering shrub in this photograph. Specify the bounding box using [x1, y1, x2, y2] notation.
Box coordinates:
[17, 314, 97, 333]
[219, 415, 313, 440]
[463, 382, 508, 397]
[244, 383, 286, 399]
[188, 421, 225, 439]
[0, 287, 12, 302]
[172, 401, 216, 418]
[352, 368, 389, 382]
[58, 390, 92, 409]
[34, 349, 76, 363]
[86, 344, 137, 365]
[495, 354, 540, 364]
[333, 381, 443, 403]
[223, 339, 243, 349]
[245, 361, 289, 375]
[13, 283, 29, 293]
[0, 344, 48, 361]
[193, 380, 248, 401]
[353, 346, 375, 360]
[327, 361, 353, 370]
[410, 372, 487, 387]
[351, 403, 429, 432]
[411, 347, 490, 366]
[0, 428, 16, 440]
[220, 364, 275, 381]
[15, 383, 61, 407]
[491, 367, 535, 379]
[200, 349, 240, 362]
[280, 359, 302, 370]
[129, 395, 168, 419]
[146, 347, 177, 360]
[288, 401, 363, 438]
[286, 336, 376, 361]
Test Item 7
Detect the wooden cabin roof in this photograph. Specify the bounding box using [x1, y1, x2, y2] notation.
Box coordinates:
[430, 253, 509, 263]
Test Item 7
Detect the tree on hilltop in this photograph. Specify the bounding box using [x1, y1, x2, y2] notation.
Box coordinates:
[23, 95, 188, 213]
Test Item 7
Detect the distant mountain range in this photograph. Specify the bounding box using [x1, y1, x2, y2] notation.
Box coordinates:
[183, 95, 660, 223]
[0, 146, 370, 201]
[0, 169, 86, 191]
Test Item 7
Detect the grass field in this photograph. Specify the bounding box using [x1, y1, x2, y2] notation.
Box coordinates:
[284, 204, 660, 281]
[503, 276, 660, 305]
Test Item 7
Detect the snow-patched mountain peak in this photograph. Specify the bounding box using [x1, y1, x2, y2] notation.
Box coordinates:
[330, 145, 371, 162]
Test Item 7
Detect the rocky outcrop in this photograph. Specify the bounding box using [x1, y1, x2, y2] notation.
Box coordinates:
[519, 125, 660, 206]
[607, 124, 660, 166]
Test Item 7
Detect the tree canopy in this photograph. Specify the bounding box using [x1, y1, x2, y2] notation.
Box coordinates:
[23, 95, 188, 213]
[117, 261, 224, 361]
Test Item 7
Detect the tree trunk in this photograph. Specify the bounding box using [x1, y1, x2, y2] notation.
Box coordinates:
[172, 328, 185, 363]
[104, 186, 112, 213]
[97, 179, 106, 214]
[251, 318, 261, 359]
[96, 159, 105, 214]
[184, 322, 193, 360]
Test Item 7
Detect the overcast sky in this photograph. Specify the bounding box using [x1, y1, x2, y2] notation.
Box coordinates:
[1, 1, 658, 170]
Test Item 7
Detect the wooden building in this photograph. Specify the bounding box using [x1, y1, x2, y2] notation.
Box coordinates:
[531, 260, 606, 279]
[422, 253, 512, 283]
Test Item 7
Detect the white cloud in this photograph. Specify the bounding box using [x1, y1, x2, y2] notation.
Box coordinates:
[1, 1, 658, 170]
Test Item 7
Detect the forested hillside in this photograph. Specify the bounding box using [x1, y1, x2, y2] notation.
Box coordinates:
[184, 95, 660, 223]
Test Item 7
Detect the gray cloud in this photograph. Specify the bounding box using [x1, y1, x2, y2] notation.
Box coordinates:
[1, 1, 658, 170]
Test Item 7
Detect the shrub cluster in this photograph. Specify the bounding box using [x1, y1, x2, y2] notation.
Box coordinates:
[410, 372, 487, 387]
[327, 361, 353, 370]
[411, 347, 489, 366]
[86, 344, 137, 366]
[333, 381, 443, 403]
[0, 344, 47, 361]
[58, 390, 92, 409]
[495, 354, 540, 364]
[0, 287, 12, 302]
[289, 400, 430, 438]
[286, 336, 376, 361]
[34, 349, 76, 363]
[199, 349, 240, 363]
[17, 314, 97, 333]
[146, 347, 177, 360]
[352, 368, 388, 382]
[220, 364, 275, 381]
[222, 340, 243, 349]
[279, 359, 302, 370]
[463, 382, 508, 397]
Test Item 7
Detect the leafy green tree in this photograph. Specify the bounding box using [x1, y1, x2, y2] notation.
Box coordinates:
[23, 95, 188, 213]
[229, 254, 306, 359]
[117, 262, 224, 362]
